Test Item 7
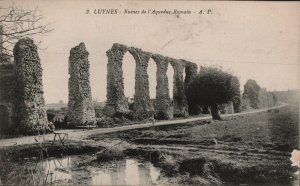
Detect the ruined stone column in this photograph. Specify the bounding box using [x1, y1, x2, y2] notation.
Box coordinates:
[152, 54, 173, 119]
[128, 48, 154, 120]
[170, 59, 188, 117]
[184, 61, 198, 88]
[67, 43, 96, 126]
[104, 43, 129, 116]
[184, 61, 200, 115]
[13, 38, 52, 134]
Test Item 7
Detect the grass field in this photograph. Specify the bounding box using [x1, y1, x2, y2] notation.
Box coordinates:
[91, 103, 299, 185]
[118, 104, 298, 151]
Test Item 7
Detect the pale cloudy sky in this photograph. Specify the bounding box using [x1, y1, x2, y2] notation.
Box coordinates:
[2, 0, 300, 103]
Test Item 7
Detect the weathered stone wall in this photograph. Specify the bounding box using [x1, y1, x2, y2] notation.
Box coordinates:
[13, 38, 52, 134]
[241, 97, 252, 111]
[170, 59, 188, 117]
[105, 43, 197, 120]
[241, 87, 276, 111]
[152, 54, 173, 119]
[184, 61, 198, 88]
[67, 43, 96, 126]
[258, 88, 276, 108]
[184, 61, 199, 115]
[128, 48, 154, 119]
[104, 43, 129, 116]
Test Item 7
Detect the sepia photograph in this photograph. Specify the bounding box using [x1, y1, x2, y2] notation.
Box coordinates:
[0, 0, 299, 185]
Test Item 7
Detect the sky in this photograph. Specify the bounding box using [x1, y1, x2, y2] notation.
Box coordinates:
[1, 0, 300, 104]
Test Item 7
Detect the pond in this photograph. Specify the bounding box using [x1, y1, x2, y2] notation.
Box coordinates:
[1, 154, 162, 185]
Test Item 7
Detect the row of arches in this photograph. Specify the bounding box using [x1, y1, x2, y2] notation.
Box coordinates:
[123, 52, 183, 100]
[104, 43, 195, 120]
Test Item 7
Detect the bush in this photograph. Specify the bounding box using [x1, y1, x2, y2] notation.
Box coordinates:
[96, 116, 115, 127]
[96, 147, 125, 162]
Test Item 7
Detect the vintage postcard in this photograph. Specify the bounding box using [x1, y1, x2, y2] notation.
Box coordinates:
[0, 0, 299, 185]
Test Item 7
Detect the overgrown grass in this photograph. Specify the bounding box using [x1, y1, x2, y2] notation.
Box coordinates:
[124, 147, 294, 185]
[102, 105, 298, 185]
[116, 105, 298, 152]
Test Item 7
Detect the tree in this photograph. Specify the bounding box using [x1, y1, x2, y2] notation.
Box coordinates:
[243, 79, 261, 109]
[0, 5, 53, 60]
[188, 66, 241, 120]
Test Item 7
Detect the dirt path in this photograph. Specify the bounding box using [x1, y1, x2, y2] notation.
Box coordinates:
[0, 103, 287, 148]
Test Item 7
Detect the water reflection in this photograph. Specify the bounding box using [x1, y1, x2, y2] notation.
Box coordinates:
[91, 170, 111, 185]
[92, 159, 161, 185]
[40, 156, 72, 182]
[1, 155, 161, 185]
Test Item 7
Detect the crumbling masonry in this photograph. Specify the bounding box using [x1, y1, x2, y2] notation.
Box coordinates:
[67, 43, 96, 126]
[152, 54, 173, 119]
[184, 61, 199, 115]
[170, 59, 189, 117]
[13, 38, 52, 134]
[104, 43, 198, 120]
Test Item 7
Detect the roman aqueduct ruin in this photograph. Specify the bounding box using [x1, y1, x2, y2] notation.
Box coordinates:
[0, 36, 275, 134]
[103, 43, 198, 120]
[0, 39, 200, 133]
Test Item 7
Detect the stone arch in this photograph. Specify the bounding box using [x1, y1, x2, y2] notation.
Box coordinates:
[104, 43, 197, 120]
[122, 51, 136, 106]
[104, 44, 154, 119]
[148, 57, 157, 100]
[127, 48, 153, 119]
[166, 60, 174, 100]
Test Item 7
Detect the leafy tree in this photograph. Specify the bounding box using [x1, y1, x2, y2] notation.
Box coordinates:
[243, 79, 261, 109]
[0, 5, 53, 60]
[188, 66, 241, 120]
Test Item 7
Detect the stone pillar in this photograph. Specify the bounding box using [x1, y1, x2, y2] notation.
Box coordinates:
[184, 61, 198, 88]
[67, 42, 96, 126]
[13, 38, 52, 134]
[128, 48, 154, 120]
[104, 43, 129, 116]
[184, 61, 200, 115]
[152, 54, 173, 119]
[170, 59, 188, 117]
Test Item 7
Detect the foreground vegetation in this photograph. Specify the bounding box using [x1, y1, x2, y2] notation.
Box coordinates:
[91, 103, 299, 185]
[0, 97, 298, 185]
